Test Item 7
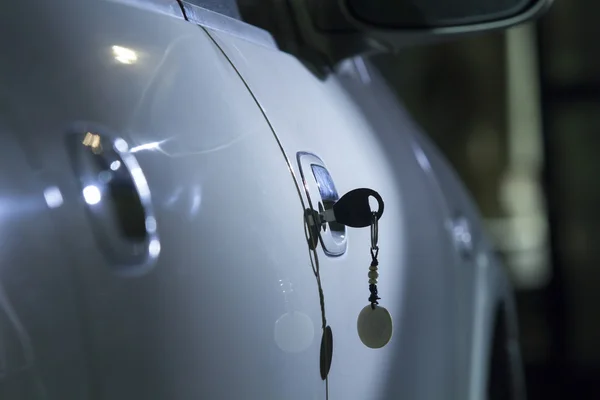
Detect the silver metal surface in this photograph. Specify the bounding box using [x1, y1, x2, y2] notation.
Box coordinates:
[370, 211, 379, 251]
[297, 152, 347, 257]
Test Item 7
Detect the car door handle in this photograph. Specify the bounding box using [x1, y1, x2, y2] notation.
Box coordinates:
[66, 127, 160, 276]
[451, 214, 474, 260]
[297, 152, 348, 257]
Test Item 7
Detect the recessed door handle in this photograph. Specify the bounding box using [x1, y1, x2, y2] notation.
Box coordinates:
[66, 126, 160, 276]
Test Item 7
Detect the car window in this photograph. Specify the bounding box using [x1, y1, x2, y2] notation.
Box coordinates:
[184, 0, 241, 19]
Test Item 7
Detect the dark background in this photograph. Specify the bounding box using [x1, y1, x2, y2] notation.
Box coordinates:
[374, 0, 600, 398]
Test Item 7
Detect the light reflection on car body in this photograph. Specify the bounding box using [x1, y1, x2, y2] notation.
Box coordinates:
[0, 0, 549, 398]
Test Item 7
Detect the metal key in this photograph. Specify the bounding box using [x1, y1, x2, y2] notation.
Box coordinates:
[321, 188, 384, 228]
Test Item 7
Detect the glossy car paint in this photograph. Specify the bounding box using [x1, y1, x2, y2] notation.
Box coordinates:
[207, 25, 517, 398]
[0, 0, 519, 399]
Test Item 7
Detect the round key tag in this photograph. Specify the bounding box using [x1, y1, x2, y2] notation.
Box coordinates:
[357, 305, 393, 349]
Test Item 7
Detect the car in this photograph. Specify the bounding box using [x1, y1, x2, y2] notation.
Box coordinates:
[0, 0, 551, 399]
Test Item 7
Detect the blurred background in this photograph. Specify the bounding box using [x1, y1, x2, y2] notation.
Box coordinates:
[372, 0, 599, 398]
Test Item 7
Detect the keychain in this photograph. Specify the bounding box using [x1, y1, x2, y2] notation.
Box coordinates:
[308, 187, 393, 349]
[356, 212, 393, 349]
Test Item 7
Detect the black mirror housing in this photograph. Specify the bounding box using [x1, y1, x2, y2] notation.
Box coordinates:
[278, 0, 552, 65]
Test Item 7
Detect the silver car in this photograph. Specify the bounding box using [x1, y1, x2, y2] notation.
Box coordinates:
[0, 0, 551, 399]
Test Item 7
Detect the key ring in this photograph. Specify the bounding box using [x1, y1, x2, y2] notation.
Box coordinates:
[370, 211, 379, 251]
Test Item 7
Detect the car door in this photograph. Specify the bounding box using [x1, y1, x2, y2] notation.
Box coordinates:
[0, 1, 326, 399]
[0, 128, 91, 399]
[206, 26, 470, 399]
[411, 129, 522, 400]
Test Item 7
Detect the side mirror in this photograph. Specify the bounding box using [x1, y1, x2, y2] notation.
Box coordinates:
[342, 0, 550, 29]
[260, 0, 553, 65]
